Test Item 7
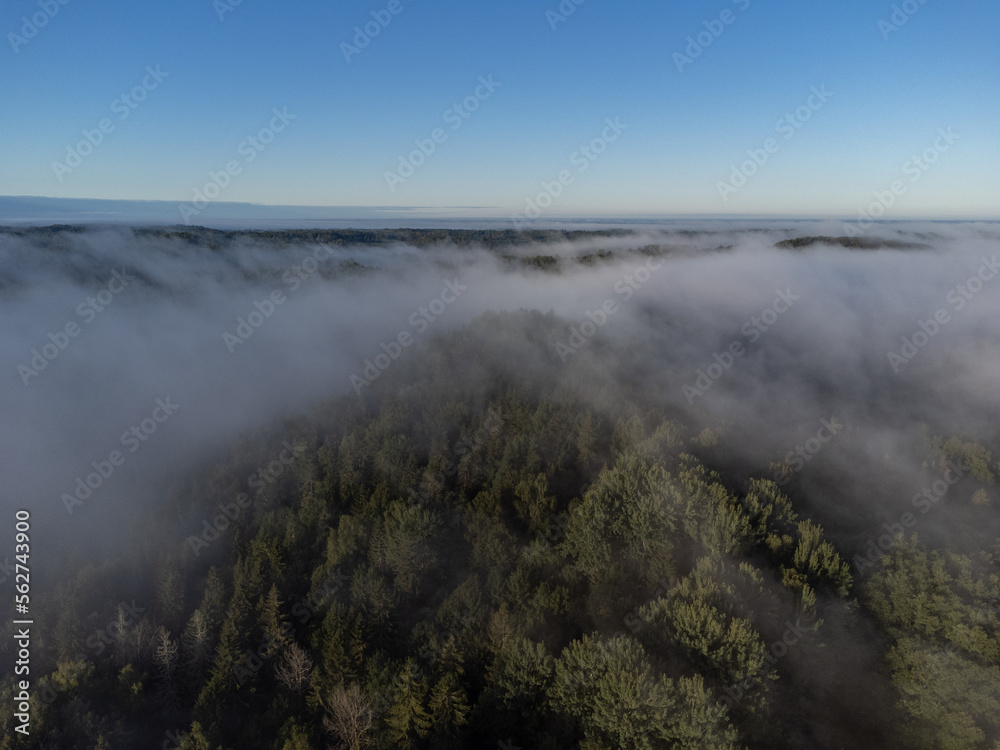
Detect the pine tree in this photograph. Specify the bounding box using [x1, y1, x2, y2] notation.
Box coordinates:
[428, 671, 470, 737]
[178, 722, 213, 750]
[316, 605, 355, 685]
[550, 634, 737, 749]
[514, 473, 557, 534]
[152, 626, 180, 708]
[228, 551, 264, 631]
[575, 410, 598, 473]
[258, 583, 290, 650]
[124, 619, 154, 669]
[111, 603, 133, 666]
[181, 609, 213, 682]
[384, 658, 431, 745]
[198, 567, 226, 630]
[195, 619, 241, 720]
[157, 560, 185, 630]
[428, 636, 470, 735]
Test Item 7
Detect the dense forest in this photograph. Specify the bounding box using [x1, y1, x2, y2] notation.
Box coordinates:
[0, 225, 635, 252]
[2, 303, 997, 750]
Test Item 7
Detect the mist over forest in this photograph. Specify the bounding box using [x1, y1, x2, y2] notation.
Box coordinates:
[1, 222, 999, 749]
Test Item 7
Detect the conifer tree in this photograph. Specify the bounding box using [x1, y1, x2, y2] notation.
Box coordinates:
[384, 658, 431, 745]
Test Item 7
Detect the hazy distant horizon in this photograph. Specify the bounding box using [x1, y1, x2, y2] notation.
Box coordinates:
[2, 195, 998, 231]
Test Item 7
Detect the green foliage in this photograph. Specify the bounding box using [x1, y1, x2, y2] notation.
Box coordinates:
[259, 583, 290, 647]
[887, 637, 1000, 750]
[933, 436, 996, 484]
[549, 634, 738, 749]
[865, 538, 1000, 661]
[514, 473, 558, 533]
[428, 670, 470, 736]
[371, 501, 440, 596]
[198, 567, 227, 630]
[678, 459, 758, 556]
[790, 520, 853, 599]
[639, 559, 768, 685]
[46, 658, 94, 694]
[383, 659, 431, 745]
[864, 536, 1000, 748]
[481, 636, 554, 728]
[561, 451, 679, 591]
[279, 723, 314, 750]
[177, 722, 214, 750]
[23, 321, 995, 750]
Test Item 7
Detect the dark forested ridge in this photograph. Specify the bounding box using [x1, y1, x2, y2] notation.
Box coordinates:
[0, 224, 931, 254]
[0, 225, 634, 251]
[0, 225, 697, 291]
[2, 307, 997, 750]
[772, 236, 931, 251]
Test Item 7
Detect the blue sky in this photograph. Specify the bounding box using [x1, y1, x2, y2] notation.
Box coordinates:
[1, 0, 997, 218]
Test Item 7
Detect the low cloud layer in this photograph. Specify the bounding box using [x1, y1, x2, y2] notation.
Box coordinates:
[2, 222, 998, 572]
